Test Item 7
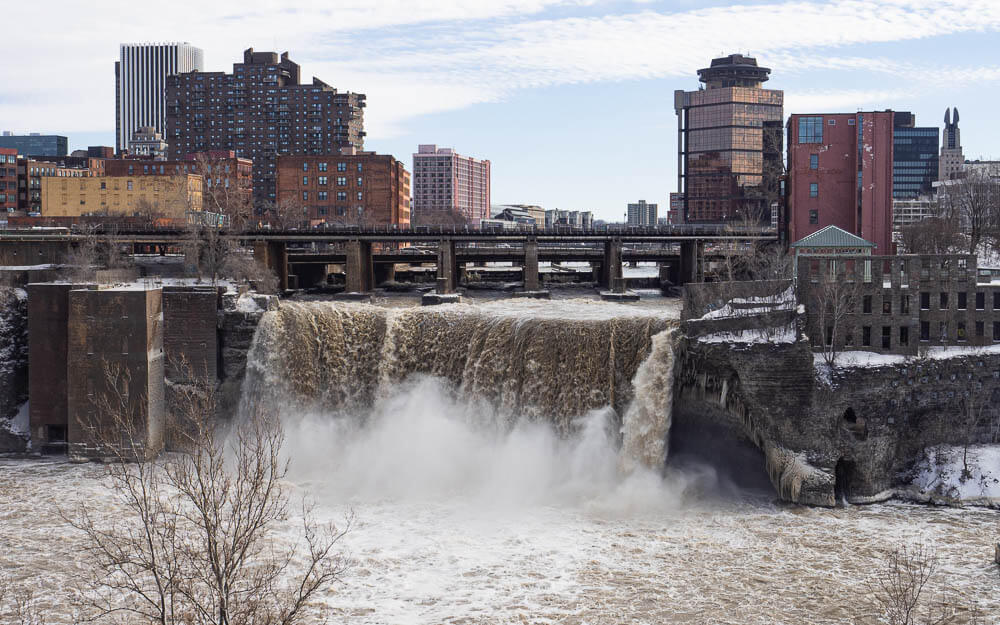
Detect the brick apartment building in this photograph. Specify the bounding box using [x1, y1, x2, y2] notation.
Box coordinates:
[276, 151, 410, 226]
[411, 145, 490, 224]
[0, 148, 16, 213]
[674, 54, 784, 223]
[166, 48, 366, 205]
[17, 156, 105, 215]
[787, 111, 895, 253]
[40, 174, 203, 218]
[105, 151, 252, 216]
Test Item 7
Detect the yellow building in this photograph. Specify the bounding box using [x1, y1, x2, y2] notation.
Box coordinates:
[41, 174, 203, 217]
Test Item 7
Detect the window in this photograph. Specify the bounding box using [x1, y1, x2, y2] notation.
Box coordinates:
[302, 191, 308, 201]
[863, 295, 872, 314]
[995, 292, 1000, 310]
[302, 176, 309, 185]
[100, 181, 106, 190]
[357, 163, 363, 172]
[810, 154, 818, 170]
[337, 162, 346, 172]
[337, 176, 346, 186]
[939, 321, 948, 342]
[939, 293, 948, 310]
[127, 181, 133, 190]
[302, 162, 309, 172]
[882, 326, 891, 349]
[337, 191, 347, 201]
[357, 191, 363, 201]
[809, 210, 818, 224]
[899, 326, 909, 346]
[976, 292, 985, 310]
[357, 177, 363, 186]
[798, 116, 823, 143]
[318, 176, 327, 185]
[957, 322, 966, 342]
[809, 183, 818, 198]
[901, 295, 909, 314]
[828, 119, 836, 125]
[882, 297, 891, 315]
[848, 118, 856, 126]
[920, 292, 930, 310]
[958, 292, 967, 310]
[825, 326, 833, 346]
[318, 162, 328, 172]
[995, 322, 1000, 341]
[976, 321, 984, 337]
[920, 321, 930, 341]
[862, 326, 871, 346]
[318, 191, 328, 200]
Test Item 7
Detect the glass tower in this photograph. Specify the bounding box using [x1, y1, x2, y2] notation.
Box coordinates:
[892, 112, 938, 199]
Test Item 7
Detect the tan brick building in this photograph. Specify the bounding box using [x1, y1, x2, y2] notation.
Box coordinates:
[41, 174, 202, 217]
[276, 151, 410, 226]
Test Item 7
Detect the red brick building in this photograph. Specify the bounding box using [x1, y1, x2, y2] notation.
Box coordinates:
[787, 111, 895, 253]
[276, 151, 410, 226]
[0, 148, 16, 213]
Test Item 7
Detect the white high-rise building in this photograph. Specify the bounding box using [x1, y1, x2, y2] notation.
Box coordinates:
[627, 200, 658, 226]
[116, 42, 203, 155]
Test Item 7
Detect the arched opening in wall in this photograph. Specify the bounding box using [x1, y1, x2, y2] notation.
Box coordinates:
[834, 457, 857, 504]
[842, 407, 857, 423]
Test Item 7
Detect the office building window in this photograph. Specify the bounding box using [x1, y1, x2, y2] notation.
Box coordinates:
[302, 162, 308, 172]
[809, 183, 818, 198]
[302, 176, 308, 185]
[318, 176, 327, 186]
[809, 210, 818, 224]
[318, 162, 328, 172]
[810, 154, 818, 170]
[337, 162, 346, 172]
[337, 177, 346, 186]
[798, 116, 823, 143]
[318, 191, 327, 200]
[302, 191, 308, 201]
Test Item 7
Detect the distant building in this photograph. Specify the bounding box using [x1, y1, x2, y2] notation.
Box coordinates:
[545, 209, 593, 229]
[893, 112, 938, 199]
[40, 174, 202, 217]
[0, 133, 67, 157]
[893, 196, 938, 229]
[787, 111, 895, 253]
[166, 48, 365, 204]
[411, 145, 490, 224]
[17, 156, 104, 214]
[668, 192, 684, 224]
[627, 200, 658, 226]
[491, 204, 545, 225]
[674, 54, 783, 223]
[0, 148, 16, 213]
[116, 42, 204, 155]
[276, 151, 410, 226]
[129, 127, 169, 160]
[939, 107, 964, 181]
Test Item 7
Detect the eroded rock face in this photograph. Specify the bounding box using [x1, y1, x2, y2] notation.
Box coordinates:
[676, 319, 1000, 506]
[0, 287, 29, 451]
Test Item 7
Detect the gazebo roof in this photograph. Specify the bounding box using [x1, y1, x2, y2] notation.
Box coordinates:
[790, 225, 875, 249]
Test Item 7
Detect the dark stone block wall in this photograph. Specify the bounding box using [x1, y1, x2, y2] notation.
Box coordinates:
[0, 287, 28, 451]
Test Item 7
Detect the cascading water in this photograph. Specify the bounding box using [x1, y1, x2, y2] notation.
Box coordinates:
[240, 299, 680, 471]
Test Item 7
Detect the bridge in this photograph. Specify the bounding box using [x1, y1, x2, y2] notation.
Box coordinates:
[0, 224, 778, 294]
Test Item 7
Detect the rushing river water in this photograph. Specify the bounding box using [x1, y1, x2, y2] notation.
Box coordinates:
[1, 297, 998, 623]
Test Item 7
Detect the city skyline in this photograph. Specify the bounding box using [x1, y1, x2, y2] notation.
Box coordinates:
[3, 0, 1000, 221]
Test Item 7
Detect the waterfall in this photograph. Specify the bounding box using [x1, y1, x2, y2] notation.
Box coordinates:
[241, 301, 679, 469]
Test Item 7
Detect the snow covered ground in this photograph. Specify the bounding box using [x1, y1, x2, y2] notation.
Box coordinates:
[814, 344, 1000, 371]
[903, 445, 1000, 506]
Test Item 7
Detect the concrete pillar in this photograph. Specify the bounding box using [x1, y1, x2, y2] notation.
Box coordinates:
[345, 240, 374, 293]
[253, 240, 289, 292]
[436, 239, 458, 294]
[679, 240, 702, 285]
[375, 263, 396, 285]
[523, 238, 540, 291]
[600, 238, 623, 289]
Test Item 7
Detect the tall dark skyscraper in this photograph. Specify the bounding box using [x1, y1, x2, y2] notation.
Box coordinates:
[166, 48, 366, 205]
[673, 54, 783, 223]
[892, 112, 938, 199]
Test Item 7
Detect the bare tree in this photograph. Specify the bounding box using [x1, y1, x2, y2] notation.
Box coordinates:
[66, 223, 131, 282]
[898, 217, 964, 256]
[0, 575, 48, 625]
[190, 153, 254, 230]
[65, 362, 349, 625]
[808, 259, 864, 366]
[937, 166, 1000, 254]
[857, 544, 985, 625]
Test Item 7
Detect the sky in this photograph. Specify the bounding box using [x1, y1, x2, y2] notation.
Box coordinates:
[2, 0, 999, 222]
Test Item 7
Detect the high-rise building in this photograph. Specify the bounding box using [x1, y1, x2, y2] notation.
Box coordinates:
[0, 148, 17, 213]
[0, 133, 67, 157]
[276, 151, 411, 226]
[627, 200, 658, 226]
[674, 54, 783, 223]
[939, 107, 964, 181]
[544, 209, 592, 229]
[116, 43, 204, 155]
[892, 112, 938, 199]
[787, 111, 895, 253]
[166, 48, 365, 206]
[411, 145, 490, 224]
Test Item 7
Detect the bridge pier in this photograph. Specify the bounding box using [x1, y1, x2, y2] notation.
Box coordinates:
[345, 240, 374, 294]
[253, 241, 289, 293]
[436, 239, 458, 294]
[679, 240, 703, 285]
[523, 238, 539, 291]
[599, 238, 623, 289]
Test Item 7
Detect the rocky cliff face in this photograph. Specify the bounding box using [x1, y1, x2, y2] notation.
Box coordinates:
[0, 287, 29, 451]
[676, 317, 1000, 506]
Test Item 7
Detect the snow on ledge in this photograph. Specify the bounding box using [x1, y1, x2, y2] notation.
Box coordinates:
[904, 445, 1000, 505]
[698, 324, 798, 345]
[815, 344, 1000, 370]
